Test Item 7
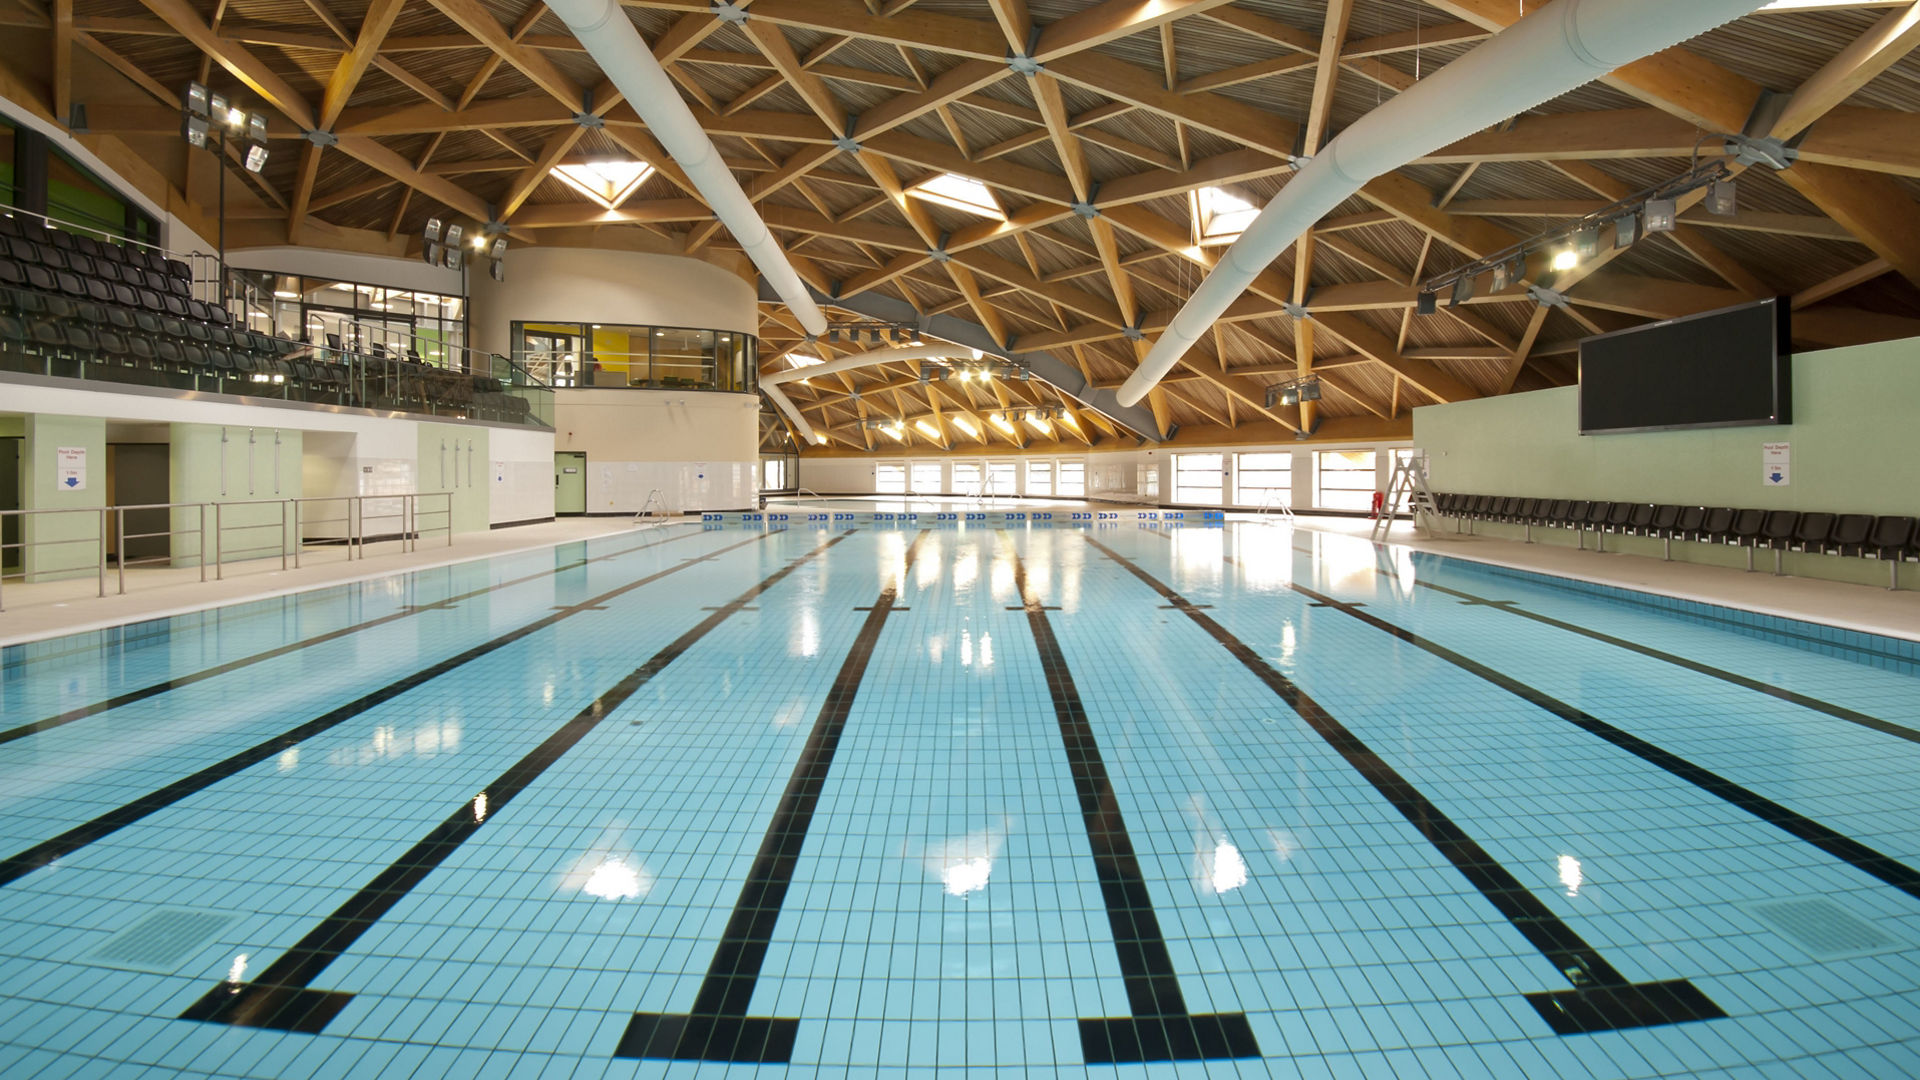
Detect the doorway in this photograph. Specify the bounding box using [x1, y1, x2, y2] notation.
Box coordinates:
[554, 452, 587, 515]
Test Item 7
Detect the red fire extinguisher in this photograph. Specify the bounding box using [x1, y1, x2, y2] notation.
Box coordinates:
[1369, 490, 1386, 519]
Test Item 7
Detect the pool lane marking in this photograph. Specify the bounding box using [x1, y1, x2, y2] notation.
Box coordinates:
[0, 531, 778, 892]
[0, 525, 714, 746]
[1000, 535, 1260, 1065]
[1234, 534, 1920, 901]
[1086, 534, 1726, 1037]
[616, 529, 932, 1064]
[178, 529, 860, 1035]
[1404, 576, 1920, 745]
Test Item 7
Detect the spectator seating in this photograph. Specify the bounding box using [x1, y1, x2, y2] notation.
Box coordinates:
[1429, 493, 1919, 586]
[0, 214, 533, 425]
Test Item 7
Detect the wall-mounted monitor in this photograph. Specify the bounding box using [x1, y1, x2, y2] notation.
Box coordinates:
[1579, 297, 1790, 435]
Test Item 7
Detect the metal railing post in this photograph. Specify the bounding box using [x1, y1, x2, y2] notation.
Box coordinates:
[98, 508, 108, 598]
[293, 499, 302, 569]
[213, 502, 223, 581]
[199, 503, 208, 581]
[280, 500, 289, 571]
[116, 506, 127, 595]
[447, 492, 454, 547]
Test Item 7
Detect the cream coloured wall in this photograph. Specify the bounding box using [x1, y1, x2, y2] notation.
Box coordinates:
[467, 246, 758, 358]
[553, 389, 759, 512]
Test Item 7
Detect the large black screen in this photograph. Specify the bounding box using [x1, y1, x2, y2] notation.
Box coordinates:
[1579, 297, 1790, 435]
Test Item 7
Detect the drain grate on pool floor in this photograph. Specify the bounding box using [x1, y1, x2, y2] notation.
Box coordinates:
[82, 908, 239, 974]
[1742, 898, 1904, 961]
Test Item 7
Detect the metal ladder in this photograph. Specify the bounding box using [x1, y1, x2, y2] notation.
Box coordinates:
[1257, 488, 1295, 524]
[633, 489, 668, 521]
[1372, 453, 1440, 541]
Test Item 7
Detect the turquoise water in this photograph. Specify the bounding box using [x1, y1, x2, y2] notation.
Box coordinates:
[0, 510, 1915, 1077]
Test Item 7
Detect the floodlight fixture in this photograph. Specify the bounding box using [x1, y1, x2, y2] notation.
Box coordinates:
[1415, 290, 1437, 315]
[1449, 274, 1474, 307]
[209, 92, 229, 123]
[421, 242, 440, 266]
[827, 328, 839, 343]
[246, 112, 268, 145]
[1492, 260, 1511, 292]
[225, 106, 247, 132]
[489, 237, 507, 259]
[443, 223, 464, 250]
[1644, 198, 1677, 233]
[1706, 179, 1737, 216]
[186, 81, 210, 118]
[1573, 226, 1600, 260]
[1550, 247, 1579, 272]
[182, 113, 210, 148]
[444, 245, 463, 271]
[244, 144, 269, 173]
[423, 218, 443, 242]
[1612, 211, 1639, 248]
[489, 260, 505, 282]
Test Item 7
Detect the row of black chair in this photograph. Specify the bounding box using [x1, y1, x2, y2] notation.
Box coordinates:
[0, 217, 196, 301]
[1431, 494, 1918, 584]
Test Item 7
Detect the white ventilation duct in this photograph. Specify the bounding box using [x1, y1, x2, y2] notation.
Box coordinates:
[546, 0, 828, 337]
[1116, 0, 1771, 407]
[761, 345, 983, 444]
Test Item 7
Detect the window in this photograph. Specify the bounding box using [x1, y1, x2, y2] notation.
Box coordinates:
[551, 160, 655, 209]
[1315, 450, 1378, 511]
[761, 458, 787, 491]
[952, 462, 983, 496]
[1234, 452, 1292, 507]
[1191, 185, 1260, 247]
[875, 462, 907, 494]
[1027, 460, 1054, 496]
[507, 321, 756, 392]
[907, 172, 1004, 220]
[229, 271, 468, 369]
[911, 462, 942, 493]
[985, 461, 1016, 498]
[1057, 460, 1086, 497]
[1174, 453, 1223, 505]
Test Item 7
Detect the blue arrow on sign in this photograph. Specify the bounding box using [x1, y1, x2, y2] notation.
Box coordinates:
[1769, 471, 1783, 483]
[64, 476, 78, 488]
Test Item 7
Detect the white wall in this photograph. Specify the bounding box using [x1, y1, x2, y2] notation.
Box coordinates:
[796, 437, 1413, 510]
[554, 388, 758, 512]
[0, 377, 553, 529]
[467, 246, 757, 357]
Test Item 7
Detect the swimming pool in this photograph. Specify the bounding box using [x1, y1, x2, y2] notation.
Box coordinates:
[0, 512, 1916, 1077]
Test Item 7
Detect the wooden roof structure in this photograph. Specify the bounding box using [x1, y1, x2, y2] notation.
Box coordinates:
[8, 0, 1920, 453]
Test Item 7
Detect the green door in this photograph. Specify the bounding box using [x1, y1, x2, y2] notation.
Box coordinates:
[554, 452, 586, 515]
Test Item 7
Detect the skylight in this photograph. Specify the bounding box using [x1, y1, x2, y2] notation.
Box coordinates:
[907, 172, 1004, 220]
[1191, 185, 1260, 246]
[552, 160, 656, 210]
[788, 353, 824, 368]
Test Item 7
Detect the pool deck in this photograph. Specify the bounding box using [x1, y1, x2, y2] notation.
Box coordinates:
[3, 500, 1916, 648]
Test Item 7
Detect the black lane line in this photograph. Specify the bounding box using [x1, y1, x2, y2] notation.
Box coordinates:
[1404, 575, 1920, 746]
[617, 529, 931, 1064]
[179, 528, 859, 1034]
[0, 531, 775, 892]
[1086, 534, 1725, 1037]
[1000, 535, 1259, 1065]
[1268, 575, 1920, 906]
[0, 525, 710, 746]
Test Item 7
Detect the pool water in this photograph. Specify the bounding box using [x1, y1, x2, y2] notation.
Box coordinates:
[0, 512, 1916, 1078]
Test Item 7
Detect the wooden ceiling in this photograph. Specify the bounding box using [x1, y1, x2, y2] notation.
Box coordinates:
[9, 0, 1920, 453]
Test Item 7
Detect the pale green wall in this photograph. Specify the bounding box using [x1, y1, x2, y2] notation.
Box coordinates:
[1413, 336, 1920, 586]
[169, 422, 304, 566]
[20, 414, 106, 581]
[416, 422, 490, 535]
[1417, 337, 1919, 516]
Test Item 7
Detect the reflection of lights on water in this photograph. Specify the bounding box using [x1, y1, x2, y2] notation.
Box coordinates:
[1279, 624, 1297, 665]
[472, 792, 488, 822]
[542, 680, 555, 707]
[1558, 854, 1583, 897]
[329, 718, 461, 766]
[952, 552, 978, 593]
[227, 954, 248, 985]
[277, 747, 299, 772]
[794, 607, 820, 658]
[1205, 842, 1248, 894]
[1267, 827, 1299, 863]
[941, 857, 993, 896]
[979, 632, 992, 668]
[927, 634, 945, 664]
[957, 628, 994, 668]
[583, 859, 647, 900]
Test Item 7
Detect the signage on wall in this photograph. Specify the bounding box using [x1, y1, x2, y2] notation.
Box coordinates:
[55, 446, 86, 491]
[1762, 441, 1790, 487]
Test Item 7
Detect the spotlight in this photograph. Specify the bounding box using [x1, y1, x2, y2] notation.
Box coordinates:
[1706, 179, 1736, 217]
[244, 144, 269, 173]
[1612, 211, 1639, 248]
[489, 237, 507, 258]
[246, 112, 268, 145]
[182, 113, 210, 148]
[1279, 387, 1299, 406]
[1508, 252, 1527, 283]
[1644, 198, 1677, 233]
[185, 81, 210, 118]
[827, 328, 839, 343]
[868, 327, 882, 344]
[489, 260, 504, 282]
[471, 234, 486, 250]
[443, 223, 464, 250]
[1449, 274, 1474, 307]
[444, 245, 463, 271]
[225, 105, 246, 132]
[209, 92, 229, 123]
[1415, 290, 1436, 315]
[423, 218, 443, 242]
[1572, 226, 1599, 260]
[890, 327, 904, 343]
[421, 241, 439, 266]
[1492, 260, 1510, 292]
[1550, 247, 1578, 272]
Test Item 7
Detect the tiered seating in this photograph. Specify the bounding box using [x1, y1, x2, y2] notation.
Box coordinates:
[0, 214, 534, 424]
[1430, 493, 1919, 583]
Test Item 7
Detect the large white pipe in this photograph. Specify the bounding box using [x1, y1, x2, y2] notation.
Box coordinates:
[1117, 0, 1770, 407]
[545, 0, 829, 337]
[762, 345, 978, 444]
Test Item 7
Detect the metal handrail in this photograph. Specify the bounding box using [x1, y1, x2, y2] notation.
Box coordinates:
[0, 492, 459, 610]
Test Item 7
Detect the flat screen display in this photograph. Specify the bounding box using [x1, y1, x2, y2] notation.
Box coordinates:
[1579, 297, 1790, 435]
